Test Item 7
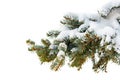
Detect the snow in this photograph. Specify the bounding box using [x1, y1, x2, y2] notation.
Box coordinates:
[56, 28, 84, 41]
[114, 35, 120, 53]
[56, 30, 70, 41]
[69, 29, 84, 39]
[2, 0, 120, 80]
[98, 1, 120, 17]
[49, 44, 58, 50]
[58, 42, 67, 51]
[71, 48, 78, 53]
[88, 20, 120, 52]
[98, 26, 116, 42]
[55, 0, 120, 55]
[106, 44, 113, 50]
[57, 50, 65, 57]
[78, 22, 89, 33]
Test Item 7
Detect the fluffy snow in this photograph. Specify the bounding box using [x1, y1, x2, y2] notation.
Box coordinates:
[98, 1, 120, 17]
[57, 50, 65, 57]
[78, 22, 89, 33]
[55, 0, 120, 54]
[58, 42, 67, 51]
[56, 28, 84, 41]
[56, 30, 70, 41]
[88, 20, 120, 53]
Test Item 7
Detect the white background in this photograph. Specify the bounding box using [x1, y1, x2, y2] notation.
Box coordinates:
[0, 0, 120, 80]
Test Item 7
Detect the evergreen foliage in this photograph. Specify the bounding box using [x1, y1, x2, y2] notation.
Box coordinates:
[26, 2, 120, 72]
